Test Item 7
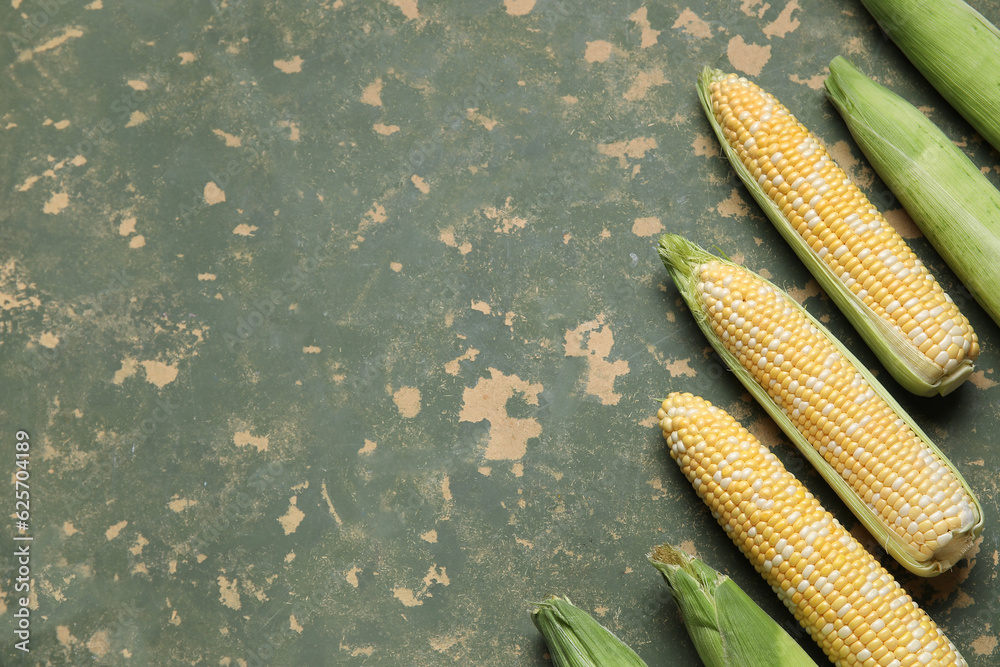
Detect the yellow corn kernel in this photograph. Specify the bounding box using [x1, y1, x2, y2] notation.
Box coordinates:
[698, 68, 979, 396]
[659, 391, 968, 667]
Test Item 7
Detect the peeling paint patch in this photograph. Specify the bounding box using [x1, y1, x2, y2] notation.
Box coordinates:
[43, 191, 69, 215]
[204, 181, 226, 205]
[362, 78, 384, 106]
[631, 217, 664, 237]
[727, 35, 771, 76]
[584, 40, 613, 63]
[141, 360, 178, 388]
[278, 496, 305, 535]
[504, 0, 535, 15]
[763, 0, 801, 38]
[460, 368, 542, 460]
[218, 576, 241, 610]
[564, 314, 629, 405]
[274, 56, 304, 73]
[386, 0, 419, 20]
[393, 386, 421, 418]
[233, 430, 269, 452]
[105, 520, 128, 541]
[629, 7, 660, 48]
[716, 189, 750, 218]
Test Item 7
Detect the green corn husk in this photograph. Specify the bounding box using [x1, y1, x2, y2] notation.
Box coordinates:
[648, 544, 819, 667]
[529, 595, 648, 667]
[858, 0, 1000, 154]
[657, 233, 984, 577]
[825, 55, 1000, 329]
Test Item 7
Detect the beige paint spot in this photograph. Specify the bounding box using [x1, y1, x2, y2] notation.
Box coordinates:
[692, 133, 718, 157]
[439, 228, 473, 254]
[278, 496, 306, 535]
[631, 217, 664, 237]
[629, 7, 660, 48]
[105, 520, 128, 541]
[346, 566, 362, 587]
[883, 208, 922, 239]
[460, 368, 542, 460]
[358, 439, 377, 454]
[125, 110, 148, 127]
[113, 357, 138, 385]
[504, 0, 535, 15]
[178, 51, 197, 64]
[666, 358, 697, 377]
[390, 261, 403, 272]
[53, 119, 70, 129]
[716, 189, 750, 218]
[233, 430, 269, 452]
[39, 332, 60, 348]
[71, 154, 86, 166]
[198, 273, 216, 281]
[387, 0, 419, 19]
[727, 35, 771, 76]
[320, 480, 343, 526]
[972, 634, 998, 656]
[671, 8, 712, 39]
[43, 191, 69, 215]
[85, 0, 102, 9]
[471, 300, 492, 315]
[511, 462, 524, 477]
[212, 129, 242, 147]
[127, 80, 148, 91]
[740, 0, 768, 17]
[598, 137, 658, 169]
[763, 0, 800, 38]
[63, 521, 79, 537]
[16, 175, 39, 192]
[827, 140, 857, 173]
[483, 198, 527, 234]
[466, 109, 498, 131]
[584, 40, 613, 63]
[421, 529, 438, 543]
[57, 626, 77, 648]
[394, 587, 423, 606]
[141, 360, 178, 388]
[129, 234, 146, 248]
[441, 476, 452, 502]
[273, 56, 304, 73]
[790, 73, 826, 90]
[130, 534, 149, 556]
[87, 630, 110, 658]
[373, 123, 400, 135]
[624, 69, 668, 102]
[289, 615, 304, 634]
[564, 314, 629, 405]
[303, 345, 321, 354]
[445, 347, 479, 375]
[33, 27, 84, 55]
[232, 224, 257, 236]
[169, 610, 181, 626]
[969, 370, 998, 390]
[118, 216, 137, 236]
[204, 181, 226, 205]
[411, 175, 430, 193]
[361, 78, 384, 106]
[168, 497, 197, 513]
[393, 386, 421, 418]
[277, 119, 300, 142]
[218, 576, 241, 610]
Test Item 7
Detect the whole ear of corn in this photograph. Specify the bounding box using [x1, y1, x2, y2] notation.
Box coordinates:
[658, 233, 983, 576]
[825, 55, 1000, 329]
[697, 67, 979, 397]
[858, 0, 1000, 154]
[529, 595, 648, 667]
[658, 392, 969, 666]
[648, 543, 820, 667]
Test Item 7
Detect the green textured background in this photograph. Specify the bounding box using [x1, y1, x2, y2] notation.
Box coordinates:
[2, 1, 999, 664]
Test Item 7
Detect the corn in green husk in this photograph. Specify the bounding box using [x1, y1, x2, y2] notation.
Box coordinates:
[825, 55, 1000, 329]
[529, 595, 648, 667]
[649, 544, 819, 667]
[858, 0, 1000, 153]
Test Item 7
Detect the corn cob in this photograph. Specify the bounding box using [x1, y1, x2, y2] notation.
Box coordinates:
[530, 595, 648, 667]
[648, 543, 820, 667]
[658, 234, 983, 576]
[825, 55, 1000, 329]
[858, 0, 1000, 154]
[697, 67, 979, 397]
[658, 392, 968, 667]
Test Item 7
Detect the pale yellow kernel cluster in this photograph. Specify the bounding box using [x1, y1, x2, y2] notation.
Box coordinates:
[694, 260, 977, 561]
[659, 392, 967, 667]
[708, 71, 978, 373]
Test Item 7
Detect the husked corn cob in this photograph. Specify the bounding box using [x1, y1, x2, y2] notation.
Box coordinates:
[825, 55, 1000, 329]
[697, 67, 979, 397]
[658, 392, 968, 667]
[658, 234, 983, 576]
